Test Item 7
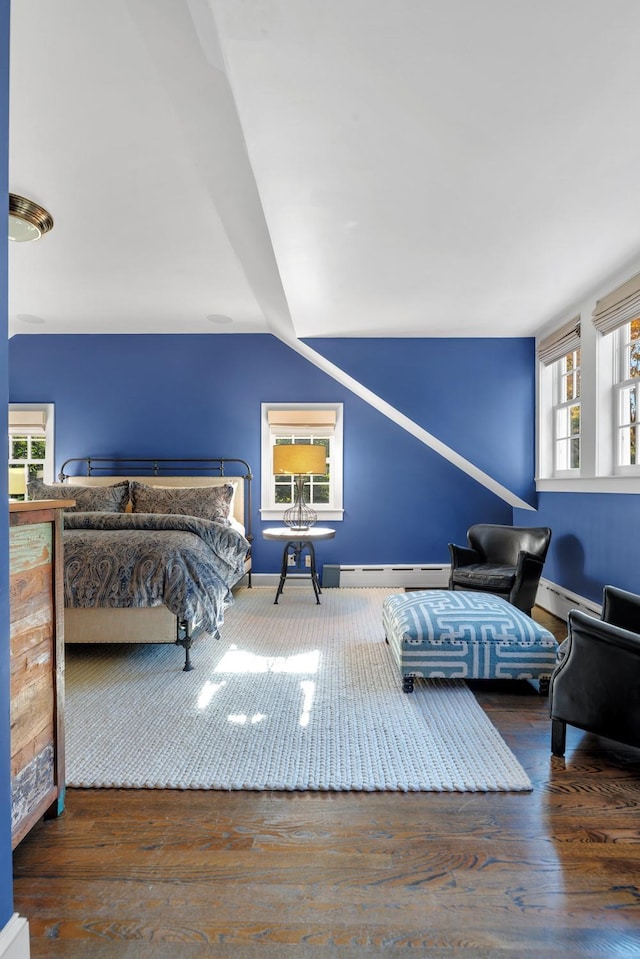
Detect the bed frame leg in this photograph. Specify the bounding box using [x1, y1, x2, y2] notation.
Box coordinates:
[183, 644, 193, 672]
[176, 619, 194, 671]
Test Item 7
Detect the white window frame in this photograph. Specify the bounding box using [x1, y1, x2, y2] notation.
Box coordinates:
[613, 320, 640, 475]
[8, 403, 55, 496]
[260, 402, 344, 522]
[537, 264, 640, 494]
[552, 350, 581, 477]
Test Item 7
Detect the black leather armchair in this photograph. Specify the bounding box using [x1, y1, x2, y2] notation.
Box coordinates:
[448, 524, 552, 616]
[549, 585, 640, 757]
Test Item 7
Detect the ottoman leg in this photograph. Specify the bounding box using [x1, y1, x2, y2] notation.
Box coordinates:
[402, 674, 414, 694]
[538, 676, 550, 696]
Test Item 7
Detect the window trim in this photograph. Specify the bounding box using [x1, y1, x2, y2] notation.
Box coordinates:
[260, 402, 344, 522]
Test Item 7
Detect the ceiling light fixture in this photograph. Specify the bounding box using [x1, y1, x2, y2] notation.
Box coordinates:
[8, 193, 54, 242]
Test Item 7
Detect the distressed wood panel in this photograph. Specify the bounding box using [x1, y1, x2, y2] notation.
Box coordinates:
[10, 522, 52, 573]
[10, 634, 53, 699]
[11, 722, 55, 780]
[10, 505, 67, 849]
[10, 672, 54, 775]
[10, 561, 52, 620]
[11, 744, 55, 843]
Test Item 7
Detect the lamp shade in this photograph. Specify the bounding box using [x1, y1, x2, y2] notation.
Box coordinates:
[8, 467, 26, 497]
[273, 444, 326, 476]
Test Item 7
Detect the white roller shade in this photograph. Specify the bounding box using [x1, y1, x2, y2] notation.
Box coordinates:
[268, 409, 337, 427]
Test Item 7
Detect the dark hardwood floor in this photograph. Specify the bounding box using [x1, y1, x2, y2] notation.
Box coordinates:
[12, 607, 640, 958]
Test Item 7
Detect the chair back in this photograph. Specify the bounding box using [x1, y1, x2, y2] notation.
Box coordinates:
[602, 585, 640, 632]
[467, 525, 552, 565]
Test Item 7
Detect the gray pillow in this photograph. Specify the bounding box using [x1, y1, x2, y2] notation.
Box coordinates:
[27, 480, 130, 513]
[129, 481, 234, 524]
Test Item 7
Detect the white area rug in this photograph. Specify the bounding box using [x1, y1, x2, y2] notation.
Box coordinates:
[65, 587, 532, 792]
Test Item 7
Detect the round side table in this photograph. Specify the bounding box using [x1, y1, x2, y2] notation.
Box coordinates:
[262, 526, 336, 604]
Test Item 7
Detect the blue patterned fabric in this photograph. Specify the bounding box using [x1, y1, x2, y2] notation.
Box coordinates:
[383, 589, 557, 683]
[129, 482, 235, 524]
[28, 480, 130, 512]
[63, 512, 250, 636]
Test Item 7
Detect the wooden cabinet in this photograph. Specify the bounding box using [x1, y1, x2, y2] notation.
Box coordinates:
[9, 500, 73, 848]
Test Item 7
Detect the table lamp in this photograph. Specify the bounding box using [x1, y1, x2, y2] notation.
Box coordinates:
[8, 467, 27, 500]
[273, 444, 326, 530]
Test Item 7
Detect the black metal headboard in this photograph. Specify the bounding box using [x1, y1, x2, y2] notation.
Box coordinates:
[57, 456, 253, 544]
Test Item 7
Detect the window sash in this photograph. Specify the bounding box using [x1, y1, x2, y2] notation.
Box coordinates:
[613, 322, 640, 471]
[272, 435, 331, 508]
[552, 352, 581, 473]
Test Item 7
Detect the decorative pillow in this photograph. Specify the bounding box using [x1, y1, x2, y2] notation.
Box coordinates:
[129, 481, 234, 524]
[27, 480, 130, 513]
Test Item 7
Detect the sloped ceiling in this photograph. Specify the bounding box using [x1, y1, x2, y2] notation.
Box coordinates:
[8, 0, 640, 338]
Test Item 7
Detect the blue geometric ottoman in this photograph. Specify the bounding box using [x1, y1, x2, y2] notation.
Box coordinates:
[382, 589, 558, 694]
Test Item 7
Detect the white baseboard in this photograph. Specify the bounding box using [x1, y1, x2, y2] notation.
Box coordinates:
[252, 566, 450, 589]
[321, 564, 450, 588]
[0, 916, 30, 959]
[536, 578, 601, 622]
[251, 570, 600, 622]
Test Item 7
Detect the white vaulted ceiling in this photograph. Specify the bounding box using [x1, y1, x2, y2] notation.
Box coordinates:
[8, 0, 640, 338]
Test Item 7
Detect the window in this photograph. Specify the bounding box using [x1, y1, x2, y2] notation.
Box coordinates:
[537, 317, 581, 478]
[260, 403, 343, 521]
[8, 404, 54, 499]
[538, 268, 640, 492]
[614, 319, 640, 470]
[553, 347, 581, 472]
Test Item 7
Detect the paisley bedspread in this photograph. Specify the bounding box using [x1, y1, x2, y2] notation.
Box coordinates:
[63, 512, 250, 635]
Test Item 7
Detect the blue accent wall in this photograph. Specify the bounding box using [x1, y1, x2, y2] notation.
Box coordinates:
[1, 0, 13, 929]
[9, 332, 523, 574]
[305, 337, 537, 504]
[515, 492, 640, 606]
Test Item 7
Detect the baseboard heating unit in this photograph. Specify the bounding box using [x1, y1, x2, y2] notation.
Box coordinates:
[535, 578, 601, 621]
[322, 564, 450, 589]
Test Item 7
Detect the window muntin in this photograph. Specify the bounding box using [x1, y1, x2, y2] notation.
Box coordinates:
[553, 349, 581, 473]
[9, 434, 46, 498]
[614, 319, 640, 471]
[273, 435, 330, 507]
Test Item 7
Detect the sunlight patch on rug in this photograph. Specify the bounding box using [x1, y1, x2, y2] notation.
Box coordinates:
[65, 587, 532, 792]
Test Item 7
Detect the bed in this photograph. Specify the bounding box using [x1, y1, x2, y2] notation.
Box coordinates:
[28, 457, 253, 671]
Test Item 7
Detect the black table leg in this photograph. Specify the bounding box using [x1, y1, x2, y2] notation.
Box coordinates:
[274, 542, 290, 604]
[307, 542, 321, 604]
[273, 539, 322, 604]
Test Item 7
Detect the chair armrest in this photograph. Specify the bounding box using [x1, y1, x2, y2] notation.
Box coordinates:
[566, 609, 640, 657]
[515, 549, 545, 573]
[550, 609, 640, 750]
[508, 551, 546, 613]
[448, 543, 481, 568]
